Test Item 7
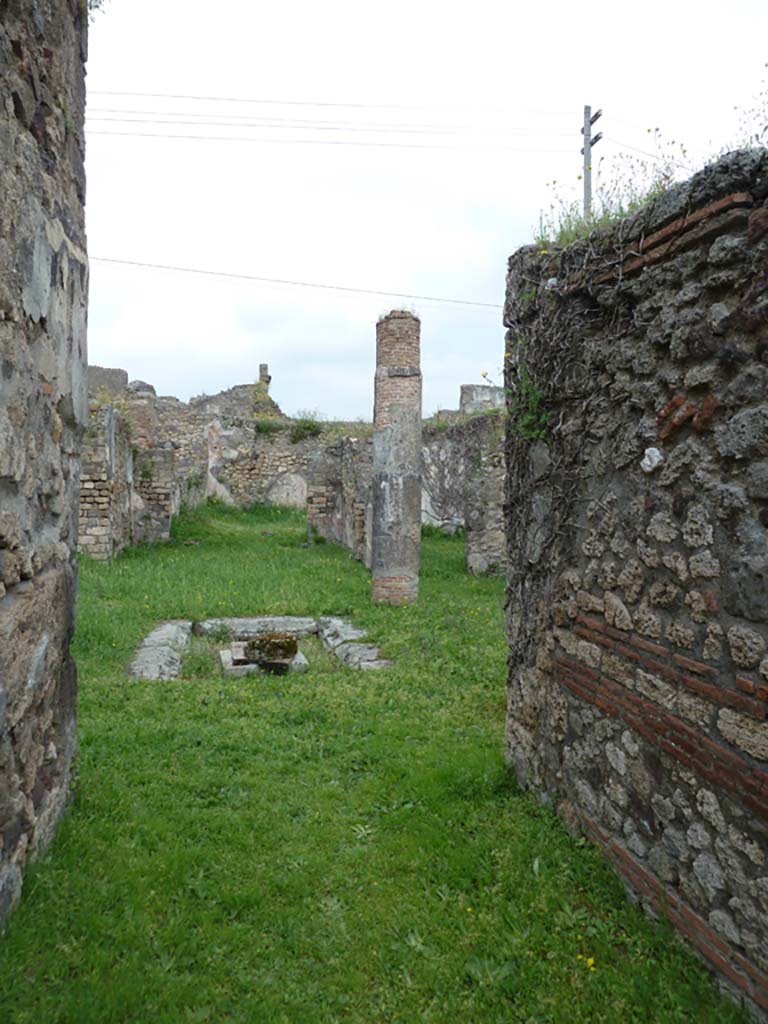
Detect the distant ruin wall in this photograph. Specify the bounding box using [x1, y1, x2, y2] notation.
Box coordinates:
[82, 366, 507, 572]
[134, 448, 178, 544]
[307, 414, 506, 575]
[464, 416, 506, 575]
[460, 383, 505, 416]
[78, 400, 183, 560]
[86, 371, 288, 511]
[87, 365, 128, 398]
[422, 413, 506, 573]
[504, 150, 768, 1017]
[79, 405, 134, 559]
[307, 436, 374, 566]
[0, 1, 88, 928]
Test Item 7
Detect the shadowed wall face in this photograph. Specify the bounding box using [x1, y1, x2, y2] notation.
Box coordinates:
[0, 1, 89, 928]
[504, 150, 768, 1017]
[371, 311, 422, 604]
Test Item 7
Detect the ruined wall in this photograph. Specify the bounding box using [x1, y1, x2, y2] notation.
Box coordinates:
[86, 369, 290, 509]
[87, 365, 128, 398]
[463, 415, 506, 575]
[308, 414, 506, 575]
[133, 448, 178, 545]
[460, 383, 505, 415]
[422, 413, 507, 573]
[504, 150, 768, 1017]
[82, 364, 507, 571]
[79, 404, 134, 559]
[307, 435, 374, 565]
[421, 424, 467, 532]
[78, 387, 186, 558]
[0, 0, 88, 927]
[215, 432, 313, 508]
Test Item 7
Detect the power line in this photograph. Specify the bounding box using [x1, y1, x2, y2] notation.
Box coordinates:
[88, 88, 576, 118]
[88, 89, 462, 112]
[85, 128, 574, 153]
[90, 256, 503, 311]
[86, 116, 460, 137]
[86, 113, 578, 141]
[602, 136, 693, 171]
[87, 107, 458, 132]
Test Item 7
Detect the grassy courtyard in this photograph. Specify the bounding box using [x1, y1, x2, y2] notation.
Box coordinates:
[0, 503, 747, 1023]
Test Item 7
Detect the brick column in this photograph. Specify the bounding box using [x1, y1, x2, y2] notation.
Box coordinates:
[371, 311, 422, 604]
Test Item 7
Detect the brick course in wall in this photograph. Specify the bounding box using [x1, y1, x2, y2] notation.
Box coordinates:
[79, 404, 135, 559]
[504, 149, 768, 1019]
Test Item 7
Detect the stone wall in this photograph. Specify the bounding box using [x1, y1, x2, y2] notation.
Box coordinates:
[463, 415, 506, 575]
[82, 365, 507, 574]
[133, 448, 178, 544]
[78, 396, 183, 559]
[307, 436, 374, 566]
[87, 365, 128, 398]
[0, 0, 88, 928]
[460, 383, 505, 415]
[86, 368, 289, 510]
[215, 432, 313, 508]
[79, 404, 135, 559]
[307, 413, 506, 576]
[504, 150, 768, 1017]
[421, 424, 468, 532]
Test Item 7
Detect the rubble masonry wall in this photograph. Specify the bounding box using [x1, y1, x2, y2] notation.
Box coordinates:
[0, 0, 88, 927]
[504, 150, 768, 1016]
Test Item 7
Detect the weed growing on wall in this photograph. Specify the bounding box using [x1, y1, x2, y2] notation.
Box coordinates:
[535, 129, 687, 247]
[535, 69, 768, 247]
[508, 368, 549, 441]
[289, 410, 324, 444]
[505, 339, 550, 442]
[253, 415, 286, 436]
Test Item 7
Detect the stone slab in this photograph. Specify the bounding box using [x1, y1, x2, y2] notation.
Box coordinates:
[318, 616, 368, 648]
[197, 616, 317, 638]
[334, 641, 392, 670]
[129, 620, 191, 680]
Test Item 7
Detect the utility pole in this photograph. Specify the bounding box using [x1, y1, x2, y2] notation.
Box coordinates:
[581, 105, 603, 219]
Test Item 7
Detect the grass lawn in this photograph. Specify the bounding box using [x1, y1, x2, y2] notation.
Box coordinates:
[0, 503, 748, 1023]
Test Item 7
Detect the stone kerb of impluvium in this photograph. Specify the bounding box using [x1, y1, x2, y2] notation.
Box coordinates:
[371, 311, 423, 605]
[128, 617, 391, 679]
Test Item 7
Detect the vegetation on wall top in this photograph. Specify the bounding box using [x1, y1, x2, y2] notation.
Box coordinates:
[535, 67, 768, 247]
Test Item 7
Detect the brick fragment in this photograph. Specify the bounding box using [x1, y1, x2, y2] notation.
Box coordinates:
[672, 653, 718, 677]
[641, 192, 753, 252]
[692, 393, 719, 433]
[629, 634, 667, 658]
[659, 400, 698, 439]
[746, 206, 768, 245]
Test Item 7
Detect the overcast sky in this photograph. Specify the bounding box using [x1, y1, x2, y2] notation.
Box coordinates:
[84, 0, 767, 419]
